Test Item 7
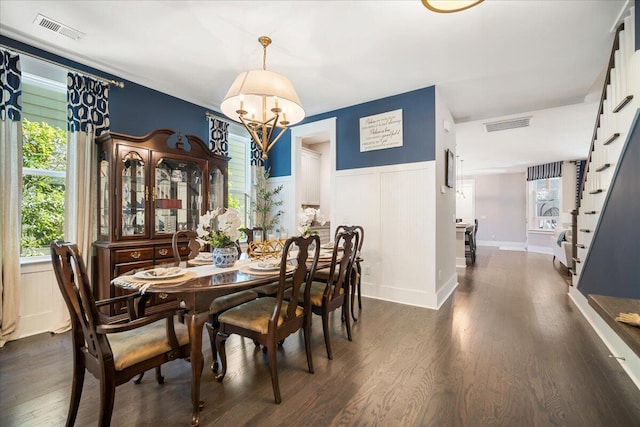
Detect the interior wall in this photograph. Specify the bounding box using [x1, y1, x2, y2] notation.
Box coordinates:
[473, 172, 527, 247]
[315, 141, 331, 219]
[562, 160, 578, 211]
[434, 88, 458, 301]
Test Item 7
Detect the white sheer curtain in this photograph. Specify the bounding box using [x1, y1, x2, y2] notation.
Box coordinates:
[51, 73, 110, 333]
[0, 49, 22, 347]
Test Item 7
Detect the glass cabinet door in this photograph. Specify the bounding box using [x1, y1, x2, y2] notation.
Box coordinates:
[98, 153, 110, 237]
[154, 157, 202, 234]
[209, 167, 224, 211]
[121, 151, 147, 237]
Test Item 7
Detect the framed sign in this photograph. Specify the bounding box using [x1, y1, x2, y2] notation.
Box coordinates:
[359, 109, 403, 152]
[446, 149, 455, 188]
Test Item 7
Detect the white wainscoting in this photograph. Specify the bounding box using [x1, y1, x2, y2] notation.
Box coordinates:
[15, 260, 67, 340]
[334, 161, 441, 308]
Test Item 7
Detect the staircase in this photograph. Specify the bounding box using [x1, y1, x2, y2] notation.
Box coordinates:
[573, 6, 638, 285]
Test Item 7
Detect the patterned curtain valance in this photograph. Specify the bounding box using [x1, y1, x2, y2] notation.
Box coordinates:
[208, 116, 229, 156]
[0, 49, 22, 122]
[526, 161, 562, 181]
[250, 133, 265, 167]
[67, 73, 110, 136]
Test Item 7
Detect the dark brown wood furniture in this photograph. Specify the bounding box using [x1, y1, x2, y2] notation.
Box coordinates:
[93, 128, 229, 321]
[295, 230, 357, 359]
[172, 230, 200, 267]
[112, 256, 329, 425]
[214, 235, 320, 403]
[316, 224, 364, 321]
[51, 241, 190, 427]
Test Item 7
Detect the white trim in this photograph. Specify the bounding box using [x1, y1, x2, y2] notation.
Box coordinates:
[456, 257, 466, 268]
[527, 245, 553, 255]
[436, 273, 458, 308]
[476, 240, 526, 248]
[568, 286, 640, 391]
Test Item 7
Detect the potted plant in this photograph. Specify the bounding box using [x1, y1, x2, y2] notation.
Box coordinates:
[252, 168, 284, 236]
[196, 208, 241, 268]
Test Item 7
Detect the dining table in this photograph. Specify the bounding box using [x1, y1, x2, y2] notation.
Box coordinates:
[111, 252, 334, 426]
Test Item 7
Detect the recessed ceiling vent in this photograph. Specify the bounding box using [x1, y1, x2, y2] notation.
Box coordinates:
[484, 116, 531, 132]
[33, 14, 84, 40]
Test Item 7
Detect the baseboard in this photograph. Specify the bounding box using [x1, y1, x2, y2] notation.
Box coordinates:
[361, 281, 439, 310]
[436, 273, 458, 309]
[477, 240, 525, 248]
[568, 286, 640, 391]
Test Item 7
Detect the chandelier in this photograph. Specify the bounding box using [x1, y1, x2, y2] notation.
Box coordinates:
[220, 36, 305, 160]
[421, 0, 483, 13]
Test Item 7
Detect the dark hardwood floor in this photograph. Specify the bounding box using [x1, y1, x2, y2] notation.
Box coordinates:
[2, 247, 640, 426]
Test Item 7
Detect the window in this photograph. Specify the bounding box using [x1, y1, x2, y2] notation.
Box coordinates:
[528, 177, 561, 231]
[20, 63, 67, 258]
[227, 132, 251, 230]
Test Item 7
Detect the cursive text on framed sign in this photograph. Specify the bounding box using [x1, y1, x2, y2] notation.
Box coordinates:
[359, 109, 403, 152]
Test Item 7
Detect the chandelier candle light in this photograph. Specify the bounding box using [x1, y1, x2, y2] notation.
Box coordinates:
[220, 36, 305, 159]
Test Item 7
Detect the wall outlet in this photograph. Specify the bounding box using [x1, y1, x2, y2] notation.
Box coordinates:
[364, 266, 371, 275]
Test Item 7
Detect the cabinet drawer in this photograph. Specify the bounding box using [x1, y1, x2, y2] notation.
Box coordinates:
[114, 260, 154, 277]
[115, 248, 153, 263]
[173, 242, 192, 258]
[155, 246, 174, 259]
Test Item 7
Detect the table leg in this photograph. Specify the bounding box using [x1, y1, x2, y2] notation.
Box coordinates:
[186, 312, 206, 426]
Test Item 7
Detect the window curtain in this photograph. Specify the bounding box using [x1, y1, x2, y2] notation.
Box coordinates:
[65, 72, 110, 296]
[250, 135, 265, 227]
[0, 49, 22, 347]
[208, 116, 229, 156]
[526, 161, 562, 181]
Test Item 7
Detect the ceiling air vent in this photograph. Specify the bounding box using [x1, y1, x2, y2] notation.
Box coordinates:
[33, 14, 84, 40]
[484, 116, 531, 132]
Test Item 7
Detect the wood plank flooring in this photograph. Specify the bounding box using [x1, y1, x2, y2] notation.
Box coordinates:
[2, 247, 640, 426]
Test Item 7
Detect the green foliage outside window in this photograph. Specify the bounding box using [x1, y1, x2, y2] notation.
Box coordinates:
[21, 119, 67, 256]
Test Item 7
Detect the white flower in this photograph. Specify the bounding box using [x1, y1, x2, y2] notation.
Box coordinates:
[217, 208, 242, 241]
[196, 208, 240, 248]
[297, 207, 324, 235]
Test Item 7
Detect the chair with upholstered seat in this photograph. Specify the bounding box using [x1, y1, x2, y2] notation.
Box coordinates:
[172, 229, 260, 373]
[50, 241, 191, 427]
[292, 229, 357, 360]
[215, 235, 320, 403]
[313, 225, 364, 321]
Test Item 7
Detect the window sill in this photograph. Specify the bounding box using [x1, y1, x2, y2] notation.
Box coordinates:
[527, 229, 555, 235]
[20, 255, 51, 266]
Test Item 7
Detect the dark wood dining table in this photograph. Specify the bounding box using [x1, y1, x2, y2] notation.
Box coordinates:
[113, 257, 332, 426]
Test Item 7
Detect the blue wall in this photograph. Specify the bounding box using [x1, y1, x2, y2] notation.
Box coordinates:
[578, 111, 640, 299]
[0, 36, 211, 143]
[269, 86, 436, 177]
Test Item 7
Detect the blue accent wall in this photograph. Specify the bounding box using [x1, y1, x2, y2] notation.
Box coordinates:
[578, 111, 640, 299]
[1, 36, 211, 143]
[269, 86, 436, 177]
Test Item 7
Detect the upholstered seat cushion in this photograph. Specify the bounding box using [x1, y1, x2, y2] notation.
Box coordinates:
[285, 282, 343, 307]
[218, 298, 303, 334]
[252, 282, 280, 297]
[313, 267, 335, 283]
[108, 319, 189, 371]
[209, 290, 257, 314]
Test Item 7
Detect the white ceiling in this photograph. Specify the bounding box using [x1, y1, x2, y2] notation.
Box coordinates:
[0, 0, 630, 174]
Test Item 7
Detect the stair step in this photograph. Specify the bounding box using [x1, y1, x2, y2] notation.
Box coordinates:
[595, 163, 611, 172]
[603, 132, 620, 146]
[579, 229, 592, 233]
[584, 211, 597, 215]
[589, 189, 604, 194]
[573, 257, 581, 264]
[577, 244, 586, 249]
[613, 95, 634, 113]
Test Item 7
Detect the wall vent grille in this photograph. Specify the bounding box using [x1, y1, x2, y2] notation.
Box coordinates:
[33, 14, 83, 40]
[484, 116, 531, 132]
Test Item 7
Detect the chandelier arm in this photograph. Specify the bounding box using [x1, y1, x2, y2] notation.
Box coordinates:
[264, 126, 289, 154]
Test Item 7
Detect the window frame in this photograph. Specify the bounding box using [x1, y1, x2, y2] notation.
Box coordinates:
[527, 176, 562, 232]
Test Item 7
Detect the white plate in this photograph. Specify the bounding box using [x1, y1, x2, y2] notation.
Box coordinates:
[195, 252, 212, 261]
[321, 242, 334, 249]
[134, 267, 186, 280]
[250, 262, 280, 272]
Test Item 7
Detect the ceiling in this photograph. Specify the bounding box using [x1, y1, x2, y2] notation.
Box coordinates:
[0, 0, 631, 173]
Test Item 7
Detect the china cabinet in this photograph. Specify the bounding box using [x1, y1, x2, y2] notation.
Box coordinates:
[93, 128, 228, 319]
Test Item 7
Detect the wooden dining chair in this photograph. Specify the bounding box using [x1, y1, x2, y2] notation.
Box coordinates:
[314, 225, 364, 321]
[293, 229, 357, 360]
[171, 230, 200, 267]
[215, 235, 320, 403]
[50, 241, 190, 427]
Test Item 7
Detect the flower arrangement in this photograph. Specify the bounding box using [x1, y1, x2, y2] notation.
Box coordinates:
[297, 207, 326, 236]
[196, 208, 241, 248]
